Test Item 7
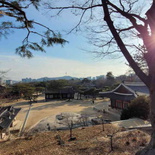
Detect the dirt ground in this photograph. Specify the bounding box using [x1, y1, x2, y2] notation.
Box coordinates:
[2, 95, 120, 130]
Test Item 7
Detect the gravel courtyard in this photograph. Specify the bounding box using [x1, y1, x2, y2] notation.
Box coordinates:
[4, 95, 120, 131]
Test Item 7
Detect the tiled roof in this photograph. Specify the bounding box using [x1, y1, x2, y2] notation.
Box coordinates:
[124, 82, 145, 86]
[123, 82, 149, 95]
[113, 83, 136, 94]
[99, 82, 150, 100]
[46, 86, 74, 94]
[0, 106, 21, 130]
[99, 83, 137, 101]
[99, 91, 136, 101]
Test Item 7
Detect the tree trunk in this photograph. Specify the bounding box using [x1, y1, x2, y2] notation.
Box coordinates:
[70, 128, 72, 139]
[136, 90, 155, 155]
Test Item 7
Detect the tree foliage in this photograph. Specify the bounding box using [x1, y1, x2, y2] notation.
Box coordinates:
[120, 96, 150, 120]
[105, 71, 115, 87]
[81, 78, 91, 84]
[46, 79, 69, 91]
[83, 88, 101, 97]
[2, 82, 44, 101]
[0, 0, 67, 58]
[22, 86, 38, 103]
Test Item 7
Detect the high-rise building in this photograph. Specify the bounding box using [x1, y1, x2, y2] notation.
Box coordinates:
[22, 78, 32, 83]
[96, 75, 105, 79]
[0, 78, 3, 85]
[6, 80, 13, 85]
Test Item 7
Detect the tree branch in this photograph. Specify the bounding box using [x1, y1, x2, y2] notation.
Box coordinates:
[146, 0, 155, 35]
[67, 9, 87, 34]
[0, 1, 66, 58]
[116, 26, 134, 33]
[107, 0, 148, 36]
[101, 0, 149, 87]
[44, 4, 102, 11]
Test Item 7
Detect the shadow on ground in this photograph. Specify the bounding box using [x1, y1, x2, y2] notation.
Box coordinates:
[26, 99, 105, 112]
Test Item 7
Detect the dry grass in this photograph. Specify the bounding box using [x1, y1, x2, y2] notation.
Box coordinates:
[0, 124, 150, 155]
[0, 98, 23, 106]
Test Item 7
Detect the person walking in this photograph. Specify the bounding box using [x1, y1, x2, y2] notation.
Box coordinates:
[92, 98, 95, 104]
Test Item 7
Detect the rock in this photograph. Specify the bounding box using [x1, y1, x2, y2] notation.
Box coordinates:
[55, 135, 65, 145]
[56, 114, 64, 120]
[104, 119, 111, 124]
[91, 118, 100, 125]
[68, 137, 76, 141]
[136, 148, 155, 155]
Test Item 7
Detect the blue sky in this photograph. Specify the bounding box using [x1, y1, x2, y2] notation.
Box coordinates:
[0, 1, 129, 81]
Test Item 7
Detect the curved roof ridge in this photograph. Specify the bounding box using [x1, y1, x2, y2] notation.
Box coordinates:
[112, 83, 136, 94]
[112, 83, 123, 92]
[121, 83, 136, 94]
[114, 92, 135, 96]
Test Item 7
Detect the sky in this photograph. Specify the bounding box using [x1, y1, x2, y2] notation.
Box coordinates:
[0, 1, 130, 81]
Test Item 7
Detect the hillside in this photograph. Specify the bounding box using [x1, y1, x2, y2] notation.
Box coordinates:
[0, 124, 150, 155]
[36, 76, 78, 81]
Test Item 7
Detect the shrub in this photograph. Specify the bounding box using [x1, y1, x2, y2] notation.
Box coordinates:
[120, 96, 150, 120]
[125, 141, 130, 146]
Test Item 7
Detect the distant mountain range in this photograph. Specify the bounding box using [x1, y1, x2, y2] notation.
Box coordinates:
[36, 76, 79, 81]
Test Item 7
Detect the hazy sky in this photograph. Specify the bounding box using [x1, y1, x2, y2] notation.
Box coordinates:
[0, 1, 129, 81]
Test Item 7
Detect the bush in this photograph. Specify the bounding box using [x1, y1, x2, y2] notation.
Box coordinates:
[120, 96, 150, 120]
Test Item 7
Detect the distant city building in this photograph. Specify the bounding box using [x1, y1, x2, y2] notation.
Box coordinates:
[91, 77, 96, 80]
[86, 76, 92, 80]
[0, 78, 3, 85]
[0, 77, 6, 86]
[22, 78, 32, 83]
[96, 75, 105, 79]
[6, 80, 13, 85]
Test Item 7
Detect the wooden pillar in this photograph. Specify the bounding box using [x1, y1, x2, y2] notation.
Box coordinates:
[122, 101, 124, 109]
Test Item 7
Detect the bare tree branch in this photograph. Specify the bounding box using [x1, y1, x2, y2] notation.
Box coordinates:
[44, 4, 102, 12]
[116, 26, 135, 33]
[67, 9, 87, 34]
[107, 1, 148, 35]
[102, 0, 149, 87]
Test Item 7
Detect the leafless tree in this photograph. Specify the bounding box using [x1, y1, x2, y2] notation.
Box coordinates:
[97, 110, 106, 131]
[62, 113, 77, 140]
[79, 114, 89, 127]
[44, 1, 155, 154]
